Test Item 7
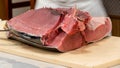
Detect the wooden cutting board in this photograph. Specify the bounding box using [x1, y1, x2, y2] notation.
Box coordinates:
[0, 21, 120, 68]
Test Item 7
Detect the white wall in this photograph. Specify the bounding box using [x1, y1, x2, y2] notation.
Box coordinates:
[12, 7, 30, 17]
[12, 0, 29, 3]
[12, 0, 30, 17]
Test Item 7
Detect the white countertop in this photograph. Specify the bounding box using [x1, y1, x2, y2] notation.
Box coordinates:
[0, 52, 66, 68]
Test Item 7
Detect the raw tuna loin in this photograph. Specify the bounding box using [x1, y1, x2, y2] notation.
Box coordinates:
[7, 7, 112, 52]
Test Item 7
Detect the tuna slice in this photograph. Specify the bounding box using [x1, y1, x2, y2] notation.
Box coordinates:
[7, 7, 112, 52]
[8, 8, 62, 36]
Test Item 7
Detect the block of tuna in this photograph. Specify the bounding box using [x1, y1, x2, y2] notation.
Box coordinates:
[7, 7, 112, 52]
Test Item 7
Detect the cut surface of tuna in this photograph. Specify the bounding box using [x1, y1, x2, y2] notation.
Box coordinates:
[8, 8, 62, 37]
[84, 17, 112, 42]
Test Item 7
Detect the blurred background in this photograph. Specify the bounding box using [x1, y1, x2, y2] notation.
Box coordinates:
[0, 0, 120, 37]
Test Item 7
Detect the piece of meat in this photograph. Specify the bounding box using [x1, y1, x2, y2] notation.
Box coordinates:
[47, 31, 84, 52]
[84, 17, 112, 43]
[7, 8, 62, 37]
[41, 8, 88, 52]
[60, 7, 91, 35]
[7, 7, 112, 52]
